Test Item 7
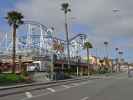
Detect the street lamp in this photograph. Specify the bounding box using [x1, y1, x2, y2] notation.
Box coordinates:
[61, 3, 71, 69]
[104, 41, 109, 58]
[115, 48, 119, 72]
[118, 51, 123, 72]
[104, 41, 110, 71]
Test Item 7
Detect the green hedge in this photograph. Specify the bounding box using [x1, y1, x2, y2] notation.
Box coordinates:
[97, 67, 111, 74]
[0, 73, 25, 85]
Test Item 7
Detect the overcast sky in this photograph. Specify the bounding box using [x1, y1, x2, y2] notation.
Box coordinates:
[0, 0, 133, 62]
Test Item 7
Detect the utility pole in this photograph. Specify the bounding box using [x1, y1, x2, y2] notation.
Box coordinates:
[128, 63, 130, 77]
[104, 41, 109, 70]
[115, 48, 119, 72]
[51, 53, 56, 80]
[19, 55, 22, 73]
[118, 51, 123, 72]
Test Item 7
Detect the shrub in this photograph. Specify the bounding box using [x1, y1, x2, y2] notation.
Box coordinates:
[96, 67, 110, 74]
[0, 73, 25, 85]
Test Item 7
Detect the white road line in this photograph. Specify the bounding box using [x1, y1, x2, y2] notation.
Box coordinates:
[47, 88, 56, 92]
[72, 83, 79, 86]
[22, 81, 91, 100]
[25, 92, 33, 98]
[62, 85, 70, 88]
[81, 97, 89, 100]
[21, 92, 51, 100]
[80, 82, 89, 85]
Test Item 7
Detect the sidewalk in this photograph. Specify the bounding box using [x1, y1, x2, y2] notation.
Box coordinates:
[0, 80, 51, 90]
[0, 72, 125, 90]
[89, 72, 127, 79]
[0, 77, 87, 90]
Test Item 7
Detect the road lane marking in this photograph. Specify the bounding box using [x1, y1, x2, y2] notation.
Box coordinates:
[25, 92, 33, 98]
[22, 80, 91, 100]
[47, 88, 56, 92]
[72, 83, 79, 86]
[22, 92, 51, 100]
[80, 82, 89, 85]
[62, 85, 70, 88]
[81, 97, 88, 100]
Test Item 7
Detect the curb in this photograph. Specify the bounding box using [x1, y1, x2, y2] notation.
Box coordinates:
[0, 77, 89, 91]
[0, 77, 90, 97]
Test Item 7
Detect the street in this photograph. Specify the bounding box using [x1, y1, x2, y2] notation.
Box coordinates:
[0, 0, 133, 100]
[1, 72, 133, 100]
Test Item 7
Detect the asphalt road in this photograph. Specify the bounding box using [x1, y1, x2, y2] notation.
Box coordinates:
[1, 72, 133, 100]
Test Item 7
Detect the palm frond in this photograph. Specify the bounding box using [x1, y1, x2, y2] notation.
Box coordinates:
[5, 11, 24, 27]
[61, 3, 71, 13]
[83, 41, 93, 49]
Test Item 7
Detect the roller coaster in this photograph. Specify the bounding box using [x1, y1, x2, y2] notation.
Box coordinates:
[0, 20, 87, 61]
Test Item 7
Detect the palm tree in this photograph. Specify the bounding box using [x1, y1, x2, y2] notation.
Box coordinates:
[118, 51, 123, 60]
[115, 48, 119, 51]
[104, 41, 109, 58]
[61, 3, 71, 69]
[118, 51, 123, 72]
[115, 48, 119, 65]
[84, 41, 93, 75]
[5, 11, 24, 73]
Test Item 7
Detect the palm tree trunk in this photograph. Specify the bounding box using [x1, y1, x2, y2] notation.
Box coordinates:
[12, 24, 16, 73]
[87, 48, 90, 75]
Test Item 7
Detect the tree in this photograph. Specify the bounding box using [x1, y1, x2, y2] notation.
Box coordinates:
[53, 39, 64, 53]
[104, 41, 109, 58]
[61, 3, 71, 69]
[118, 51, 123, 72]
[5, 11, 24, 73]
[115, 48, 119, 51]
[115, 48, 119, 70]
[115, 48, 119, 60]
[84, 41, 93, 75]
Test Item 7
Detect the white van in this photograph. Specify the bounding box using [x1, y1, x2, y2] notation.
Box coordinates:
[27, 61, 49, 72]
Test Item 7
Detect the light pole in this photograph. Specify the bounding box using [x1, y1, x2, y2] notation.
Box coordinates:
[115, 48, 119, 72]
[61, 3, 71, 69]
[115, 48, 119, 58]
[104, 41, 109, 58]
[104, 41, 109, 70]
[127, 63, 130, 77]
[118, 51, 123, 72]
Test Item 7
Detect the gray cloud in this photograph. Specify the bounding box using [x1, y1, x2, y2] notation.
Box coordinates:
[15, 0, 133, 49]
